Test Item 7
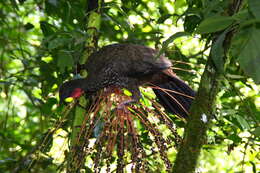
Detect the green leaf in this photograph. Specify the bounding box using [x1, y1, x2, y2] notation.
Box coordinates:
[140, 97, 151, 107]
[42, 98, 57, 115]
[123, 88, 132, 96]
[252, 127, 260, 137]
[196, 16, 234, 34]
[142, 90, 156, 100]
[232, 9, 250, 21]
[235, 115, 250, 130]
[157, 32, 189, 58]
[227, 134, 242, 143]
[231, 27, 260, 83]
[57, 51, 74, 73]
[211, 31, 227, 73]
[105, 2, 132, 31]
[40, 21, 56, 37]
[184, 15, 202, 33]
[65, 97, 73, 103]
[249, 0, 260, 19]
[48, 37, 68, 50]
[240, 19, 260, 28]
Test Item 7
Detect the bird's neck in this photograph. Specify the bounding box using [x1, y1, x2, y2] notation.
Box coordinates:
[80, 77, 108, 94]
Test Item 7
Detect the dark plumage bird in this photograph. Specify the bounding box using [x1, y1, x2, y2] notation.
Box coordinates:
[59, 43, 195, 118]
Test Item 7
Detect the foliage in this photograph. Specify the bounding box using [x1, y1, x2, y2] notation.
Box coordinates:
[0, 0, 259, 172]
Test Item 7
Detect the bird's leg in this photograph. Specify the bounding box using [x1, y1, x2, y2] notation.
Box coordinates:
[117, 87, 142, 110]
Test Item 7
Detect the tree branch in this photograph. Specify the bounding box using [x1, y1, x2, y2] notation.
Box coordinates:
[67, 0, 102, 172]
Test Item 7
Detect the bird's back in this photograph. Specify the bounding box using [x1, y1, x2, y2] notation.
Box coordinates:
[85, 43, 171, 78]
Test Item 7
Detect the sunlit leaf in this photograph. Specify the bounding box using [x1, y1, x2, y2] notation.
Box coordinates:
[65, 97, 73, 103]
[235, 115, 250, 130]
[123, 88, 132, 96]
[140, 96, 151, 107]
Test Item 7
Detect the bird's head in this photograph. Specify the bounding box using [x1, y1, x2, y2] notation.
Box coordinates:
[59, 79, 85, 104]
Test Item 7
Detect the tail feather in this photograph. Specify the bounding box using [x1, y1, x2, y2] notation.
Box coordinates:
[152, 74, 195, 119]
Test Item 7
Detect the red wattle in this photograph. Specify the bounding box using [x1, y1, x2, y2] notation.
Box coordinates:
[71, 88, 84, 98]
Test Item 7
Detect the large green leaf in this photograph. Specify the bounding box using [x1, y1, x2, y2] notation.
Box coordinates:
[196, 15, 234, 34]
[248, 0, 260, 19]
[235, 115, 250, 130]
[231, 27, 260, 83]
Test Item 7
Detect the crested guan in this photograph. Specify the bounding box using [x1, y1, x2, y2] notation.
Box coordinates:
[59, 43, 195, 118]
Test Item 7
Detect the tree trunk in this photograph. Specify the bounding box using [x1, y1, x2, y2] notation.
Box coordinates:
[172, 0, 243, 172]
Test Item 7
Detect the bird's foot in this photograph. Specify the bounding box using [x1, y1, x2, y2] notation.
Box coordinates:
[117, 100, 135, 113]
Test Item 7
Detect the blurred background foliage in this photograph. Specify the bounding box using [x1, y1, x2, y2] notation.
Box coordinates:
[0, 0, 259, 172]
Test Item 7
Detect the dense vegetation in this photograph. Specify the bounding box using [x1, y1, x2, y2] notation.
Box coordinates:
[0, 0, 259, 172]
